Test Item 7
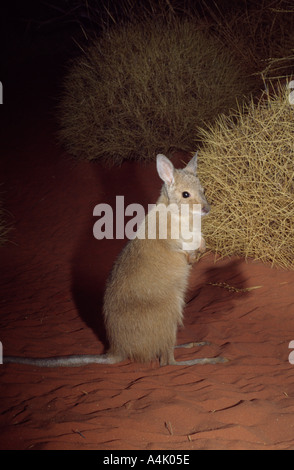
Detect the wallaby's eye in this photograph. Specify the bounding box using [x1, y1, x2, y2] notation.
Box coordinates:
[182, 191, 190, 198]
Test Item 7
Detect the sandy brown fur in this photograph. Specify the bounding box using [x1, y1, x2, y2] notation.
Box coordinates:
[103, 153, 209, 365]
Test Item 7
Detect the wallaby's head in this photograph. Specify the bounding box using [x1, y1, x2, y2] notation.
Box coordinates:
[156, 153, 210, 216]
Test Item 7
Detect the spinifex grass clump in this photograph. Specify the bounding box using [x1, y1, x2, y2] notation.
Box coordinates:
[205, 0, 294, 81]
[197, 84, 294, 269]
[58, 19, 254, 164]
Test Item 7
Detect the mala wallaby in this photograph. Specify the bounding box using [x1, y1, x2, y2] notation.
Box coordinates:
[4, 153, 227, 367]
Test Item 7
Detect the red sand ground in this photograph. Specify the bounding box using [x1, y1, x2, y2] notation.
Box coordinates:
[1, 56, 294, 450]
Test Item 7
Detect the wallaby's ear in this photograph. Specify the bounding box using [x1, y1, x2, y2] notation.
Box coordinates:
[185, 152, 198, 174]
[156, 154, 175, 185]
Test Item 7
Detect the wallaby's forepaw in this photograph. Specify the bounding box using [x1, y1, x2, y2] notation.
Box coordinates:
[198, 237, 206, 253]
[185, 237, 206, 264]
[186, 251, 198, 264]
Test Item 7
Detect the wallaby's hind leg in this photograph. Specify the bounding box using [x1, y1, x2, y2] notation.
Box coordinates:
[159, 349, 176, 366]
[175, 341, 210, 349]
[159, 345, 228, 366]
[171, 356, 228, 365]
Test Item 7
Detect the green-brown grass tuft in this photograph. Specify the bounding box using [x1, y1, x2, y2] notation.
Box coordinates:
[197, 83, 294, 269]
[58, 18, 256, 165]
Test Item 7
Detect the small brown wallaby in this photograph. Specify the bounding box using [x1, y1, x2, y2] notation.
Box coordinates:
[4, 153, 227, 367]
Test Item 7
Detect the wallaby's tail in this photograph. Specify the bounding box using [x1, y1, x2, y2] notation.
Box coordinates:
[3, 354, 115, 367]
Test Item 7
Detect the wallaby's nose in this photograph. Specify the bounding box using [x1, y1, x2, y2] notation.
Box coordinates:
[201, 204, 210, 216]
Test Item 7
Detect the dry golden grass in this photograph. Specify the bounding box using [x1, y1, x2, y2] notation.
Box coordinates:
[197, 84, 294, 269]
[58, 18, 255, 165]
